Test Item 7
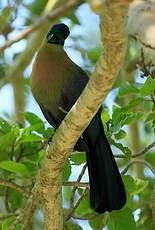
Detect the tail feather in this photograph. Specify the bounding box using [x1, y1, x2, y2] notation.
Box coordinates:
[83, 109, 126, 213]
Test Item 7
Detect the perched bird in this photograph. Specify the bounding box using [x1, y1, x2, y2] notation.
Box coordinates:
[31, 23, 126, 213]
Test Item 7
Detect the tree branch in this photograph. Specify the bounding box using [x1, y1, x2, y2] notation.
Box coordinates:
[0, 0, 84, 53]
[70, 163, 87, 209]
[0, 213, 18, 221]
[63, 181, 89, 187]
[132, 141, 155, 158]
[9, 186, 41, 230]
[100, 211, 109, 230]
[65, 187, 89, 221]
[0, 180, 29, 198]
[0, 0, 84, 90]
[71, 213, 100, 220]
[122, 159, 155, 175]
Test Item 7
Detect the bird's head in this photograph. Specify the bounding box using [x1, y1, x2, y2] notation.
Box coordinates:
[46, 23, 70, 46]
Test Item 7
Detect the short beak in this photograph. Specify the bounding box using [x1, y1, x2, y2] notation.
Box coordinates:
[47, 33, 57, 44]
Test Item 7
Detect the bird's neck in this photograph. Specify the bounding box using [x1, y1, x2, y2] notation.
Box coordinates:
[31, 42, 68, 90]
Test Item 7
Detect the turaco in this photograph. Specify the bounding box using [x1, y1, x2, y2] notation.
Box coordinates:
[31, 23, 126, 213]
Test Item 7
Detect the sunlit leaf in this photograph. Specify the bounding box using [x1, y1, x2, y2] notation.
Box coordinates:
[0, 161, 29, 175]
[140, 76, 155, 96]
[119, 82, 139, 97]
[63, 159, 71, 181]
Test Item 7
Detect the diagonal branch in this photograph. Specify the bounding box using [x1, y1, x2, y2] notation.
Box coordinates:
[0, 180, 29, 198]
[0, 0, 84, 53]
[132, 141, 155, 158]
[122, 159, 155, 175]
[0, 0, 84, 90]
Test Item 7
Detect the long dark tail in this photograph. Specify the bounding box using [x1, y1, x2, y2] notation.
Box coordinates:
[83, 109, 126, 213]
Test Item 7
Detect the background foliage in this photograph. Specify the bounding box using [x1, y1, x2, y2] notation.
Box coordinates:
[0, 0, 155, 229]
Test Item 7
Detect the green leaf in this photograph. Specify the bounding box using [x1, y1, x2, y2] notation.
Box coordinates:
[0, 7, 13, 32]
[27, 122, 45, 133]
[43, 127, 54, 139]
[140, 76, 155, 96]
[109, 137, 131, 157]
[145, 152, 155, 167]
[19, 134, 45, 143]
[119, 82, 139, 97]
[0, 118, 11, 133]
[134, 178, 148, 194]
[0, 161, 29, 175]
[122, 111, 144, 125]
[70, 152, 86, 165]
[76, 189, 92, 215]
[101, 107, 110, 124]
[64, 186, 72, 202]
[62, 159, 71, 181]
[23, 112, 45, 134]
[145, 111, 155, 123]
[111, 106, 131, 131]
[65, 220, 83, 230]
[0, 133, 15, 146]
[88, 46, 101, 63]
[122, 175, 148, 196]
[2, 216, 16, 230]
[9, 188, 23, 212]
[122, 97, 144, 111]
[114, 130, 126, 140]
[89, 214, 104, 230]
[108, 207, 136, 230]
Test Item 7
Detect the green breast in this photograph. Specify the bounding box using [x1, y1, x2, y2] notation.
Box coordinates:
[30, 43, 68, 119]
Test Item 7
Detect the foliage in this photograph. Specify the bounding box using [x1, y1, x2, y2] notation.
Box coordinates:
[0, 0, 155, 230]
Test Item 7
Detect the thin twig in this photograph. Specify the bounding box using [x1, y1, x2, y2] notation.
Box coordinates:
[132, 141, 155, 158]
[71, 213, 100, 220]
[0, 213, 18, 221]
[21, 143, 46, 158]
[63, 181, 89, 187]
[65, 187, 89, 221]
[16, 144, 24, 162]
[9, 190, 41, 230]
[122, 159, 155, 175]
[0, 180, 29, 198]
[5, 187, 11, 213]
[0, 0, 84, 52]
[70, 163, 87, 209]
[100, 211, 109, 230]
[10, 144, 14, 161]
[114, 154, 126, 158]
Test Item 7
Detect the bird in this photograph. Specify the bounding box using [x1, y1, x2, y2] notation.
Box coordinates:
[30, 23, 126, 213]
